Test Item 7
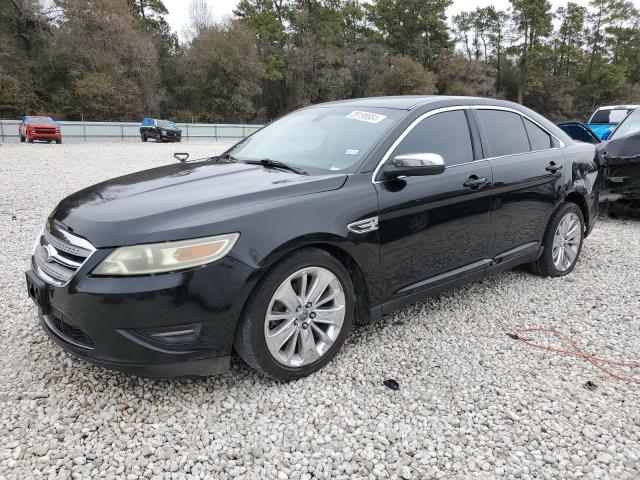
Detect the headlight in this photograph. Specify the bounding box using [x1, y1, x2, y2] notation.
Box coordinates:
[92, 233, 239, 276]
[161, 130, 167, 136]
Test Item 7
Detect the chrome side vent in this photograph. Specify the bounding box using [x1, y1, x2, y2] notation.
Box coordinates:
[347, 216, 379, 234]
[32, 221, 95, 286]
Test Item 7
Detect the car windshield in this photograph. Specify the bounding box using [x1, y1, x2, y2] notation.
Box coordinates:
[157, 120, 177, 129]
[226, 106, 404, 173]
[590, 108, 635, 124]
[609, 109, 640, 140]
[27, 117, 56, 125]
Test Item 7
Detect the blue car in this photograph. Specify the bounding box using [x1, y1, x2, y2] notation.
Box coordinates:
[587, 105, 639, 140]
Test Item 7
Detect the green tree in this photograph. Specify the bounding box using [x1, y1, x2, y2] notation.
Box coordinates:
[181, 21, 264, 122]
[367, 54, 436, 95]
[367, 0, 452, 69]
[509, 0, 553, 103]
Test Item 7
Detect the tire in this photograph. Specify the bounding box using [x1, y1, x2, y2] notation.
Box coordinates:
[141, 134, 147, 142]
[20, 135, 25, 143]
[156, 134, 162, 143]
[28, 136, 34, 143]
[234, 248, 355, 380]
[526, 202, 584, 277]
[55, 139, 61, 144]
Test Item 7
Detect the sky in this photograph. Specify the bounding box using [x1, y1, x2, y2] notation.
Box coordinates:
[163, 0, 640, 41]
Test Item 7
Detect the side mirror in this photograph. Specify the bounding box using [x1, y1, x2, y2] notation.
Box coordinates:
[383, 153, 445, 179]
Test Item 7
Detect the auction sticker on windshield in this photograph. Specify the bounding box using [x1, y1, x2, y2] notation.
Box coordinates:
[346, 111, 387, 124]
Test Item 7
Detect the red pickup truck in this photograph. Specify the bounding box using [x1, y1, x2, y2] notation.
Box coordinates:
[19, 116, 62, 144]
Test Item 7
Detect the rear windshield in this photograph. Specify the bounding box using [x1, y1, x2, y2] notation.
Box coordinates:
[26, 117, 56, 125]
[590, 108, 634, 124]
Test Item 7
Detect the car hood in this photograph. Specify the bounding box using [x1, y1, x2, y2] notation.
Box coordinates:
[51, 160, 347, 248]
[597, 132, 640, 167]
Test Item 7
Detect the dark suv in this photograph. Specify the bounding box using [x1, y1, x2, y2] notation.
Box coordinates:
[139, 118, 182, 142]
[26, 96, 599, 380]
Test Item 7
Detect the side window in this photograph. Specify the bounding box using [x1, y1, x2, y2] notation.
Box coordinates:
[524, 118, 552, 150]
[392, 110, 474, 167]
[477, 110, 530, 157]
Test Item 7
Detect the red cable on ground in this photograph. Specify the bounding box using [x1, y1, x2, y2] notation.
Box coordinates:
[513, 327, 640, 384]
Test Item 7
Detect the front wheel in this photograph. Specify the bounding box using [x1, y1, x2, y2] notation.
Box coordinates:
[234, 248, 354, 380]
[28, 136, 34, 143]
[527, 202, 584, 277]
[55, 139, 62, 144]
[141, 134, 147, 142]
[20, 135, 25, 143]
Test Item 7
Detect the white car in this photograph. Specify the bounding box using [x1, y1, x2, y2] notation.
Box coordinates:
[587, 104, 640, 140]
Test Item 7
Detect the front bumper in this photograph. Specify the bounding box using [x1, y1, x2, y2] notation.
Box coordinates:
[29, 132, 62, 141]
[25, 254, 261, 378]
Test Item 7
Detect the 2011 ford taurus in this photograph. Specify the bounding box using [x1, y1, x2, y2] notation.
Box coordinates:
[25, 96, 600, 380]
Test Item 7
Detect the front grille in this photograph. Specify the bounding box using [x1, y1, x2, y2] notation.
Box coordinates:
[32, 221, 95, 286]
[34, 127, 56, 134]
[47, 313, 95, 348]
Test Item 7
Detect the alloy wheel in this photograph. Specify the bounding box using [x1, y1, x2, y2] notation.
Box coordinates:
[552, 212, 581, 272]
[264, 266, 346, 368]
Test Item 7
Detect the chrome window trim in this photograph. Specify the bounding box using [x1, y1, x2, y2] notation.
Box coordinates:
[372, 106, 470, 184]
[371, 104, 566, 184]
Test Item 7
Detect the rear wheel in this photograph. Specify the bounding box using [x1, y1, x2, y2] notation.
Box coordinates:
[527, 202, 584, 277]
[234, 248, 354, 380]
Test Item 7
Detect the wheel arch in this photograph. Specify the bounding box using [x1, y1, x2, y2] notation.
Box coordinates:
[241, 237, 374, 326]
[564, 190, 590, 234]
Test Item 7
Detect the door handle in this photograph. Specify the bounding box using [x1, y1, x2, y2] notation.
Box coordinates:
[463, 176, 488, 189]
[546, 162, 563, 173]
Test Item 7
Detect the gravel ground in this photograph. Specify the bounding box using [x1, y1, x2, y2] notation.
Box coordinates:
[1, 142, 639, 480]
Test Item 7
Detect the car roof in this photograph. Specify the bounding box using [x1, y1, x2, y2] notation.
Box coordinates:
[595, 105, 640, 110]
[315, 95, 500, 110]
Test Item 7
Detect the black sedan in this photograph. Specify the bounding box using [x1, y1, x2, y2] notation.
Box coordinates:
[26, 96, 600, 380]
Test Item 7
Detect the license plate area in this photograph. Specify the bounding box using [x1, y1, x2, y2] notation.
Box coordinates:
[25, 270, 51, 314]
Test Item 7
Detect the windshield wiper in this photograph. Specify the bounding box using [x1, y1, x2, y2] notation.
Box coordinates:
[242, 159, 308, 175]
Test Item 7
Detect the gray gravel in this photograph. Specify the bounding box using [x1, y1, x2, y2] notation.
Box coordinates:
[1, 142, 639, 479]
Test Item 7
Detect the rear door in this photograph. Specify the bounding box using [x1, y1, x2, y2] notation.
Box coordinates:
[375, 107, 493, 307]
[473, 107, 564, 263]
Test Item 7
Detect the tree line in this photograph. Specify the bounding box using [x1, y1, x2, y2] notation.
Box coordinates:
[1, 0, 639, 124]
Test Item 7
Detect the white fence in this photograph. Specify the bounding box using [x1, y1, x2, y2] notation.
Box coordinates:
[0, 120, 263, 142]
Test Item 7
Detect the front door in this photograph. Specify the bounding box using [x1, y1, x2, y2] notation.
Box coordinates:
[374, 108, 493, 308]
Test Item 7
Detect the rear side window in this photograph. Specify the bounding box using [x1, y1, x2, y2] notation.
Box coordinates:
[524, 118, 552, 150]
[392, 110, 474, 166]
[476, 110, 530, 157]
